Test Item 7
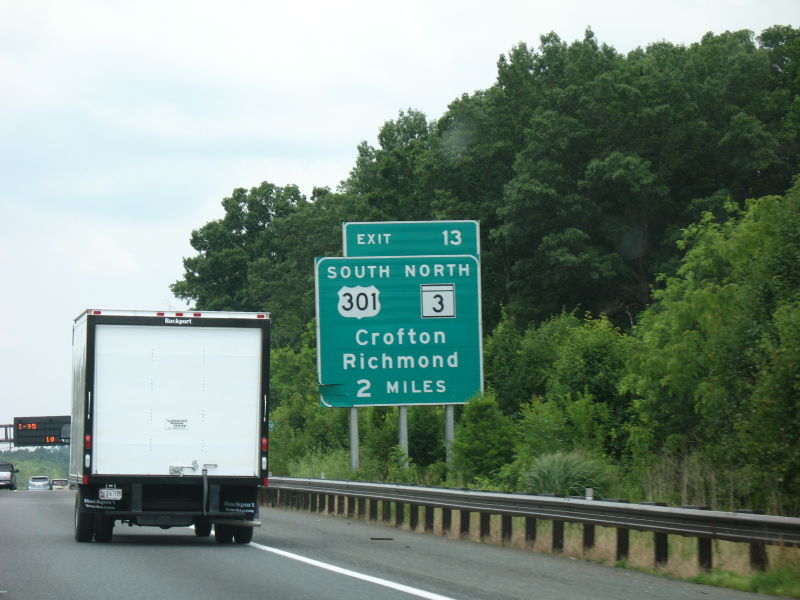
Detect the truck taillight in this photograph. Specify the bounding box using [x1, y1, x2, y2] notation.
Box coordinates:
[261, 437, 268, 452]
[84, 434, 92, 450]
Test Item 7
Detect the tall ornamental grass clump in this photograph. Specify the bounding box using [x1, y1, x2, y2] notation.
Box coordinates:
[523, 451, 617, 498]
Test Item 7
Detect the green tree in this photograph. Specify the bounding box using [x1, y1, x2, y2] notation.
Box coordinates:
[452, 393, 516, 484]
[482, 309, 526, 415]
[624, 180, 800, 512]
[171, 182, 306, 311]
[340, 109, 433, 221]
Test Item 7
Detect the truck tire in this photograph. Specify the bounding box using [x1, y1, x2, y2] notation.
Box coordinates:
[94, 515, 114, 543]
[74, 491, 94, 542]
[214, 524, 234, 544]
[234, 525, 253, 544]
[194, 518, 212, 537]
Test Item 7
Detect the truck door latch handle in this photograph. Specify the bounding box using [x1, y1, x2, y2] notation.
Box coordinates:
[169, 460, 199, 476]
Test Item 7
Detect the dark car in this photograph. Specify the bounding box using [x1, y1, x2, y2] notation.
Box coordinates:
[0, 462, 19, 490]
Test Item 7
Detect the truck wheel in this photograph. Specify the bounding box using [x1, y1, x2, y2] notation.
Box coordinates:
[234, 525, 253, 544]
[214, 524, 234, 544]
[194, 518, 212, 537]
[74, 491, 94, 542]
[94, 515, 114, 543]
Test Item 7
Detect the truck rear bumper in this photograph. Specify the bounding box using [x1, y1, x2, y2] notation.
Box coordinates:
[77, 479, 259, 522]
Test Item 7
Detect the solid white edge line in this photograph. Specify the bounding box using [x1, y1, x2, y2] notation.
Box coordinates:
[250, 542, 458, 600]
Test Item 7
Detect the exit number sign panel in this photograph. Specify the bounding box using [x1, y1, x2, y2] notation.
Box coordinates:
[343, 221, 479, 258]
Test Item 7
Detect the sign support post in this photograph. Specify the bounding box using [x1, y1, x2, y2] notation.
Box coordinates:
[350, 407, 360, 471]
[399, 406, 409, 459]
[445, 405, 455, 466]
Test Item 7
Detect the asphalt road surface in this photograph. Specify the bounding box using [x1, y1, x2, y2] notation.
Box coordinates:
[0, 490, 772, 600]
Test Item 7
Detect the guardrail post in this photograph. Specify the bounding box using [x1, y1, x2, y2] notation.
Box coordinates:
[654, 532, 668, 566]
[347, 496, 355, 518]
[409, 504, 419, 530]
[459, 510, 470, 537]
[616, 528, 629, 561]
[382, 500, 391, 523]
[698, 537, 712, 571]
[337, 495, 344, 515]
[395, 502, 405, 527]
[442, 508, 452, 534]
[369, 498, 378, 521]
[525, 517, 537, 543]
[552, 520, 564, 552]
[583, 523, 595, 550]
[357, 496, 366, 519]
[750, 541, 768, 571]
[424, 506, 434, 532]
[480, 513, 491, 539]
[501, 514, 512, 543]
[641, 502, 668, 566]
[736, 510, 769, 571]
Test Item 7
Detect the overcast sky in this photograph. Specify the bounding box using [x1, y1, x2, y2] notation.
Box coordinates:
[1, 0, 798, 429]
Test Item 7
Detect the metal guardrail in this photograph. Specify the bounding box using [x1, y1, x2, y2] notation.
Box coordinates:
[265, 477, 800, 571]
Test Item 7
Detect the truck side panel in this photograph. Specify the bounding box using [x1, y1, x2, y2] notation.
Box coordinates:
[69, 315, 88, 483]
[93, 324, 262, 477]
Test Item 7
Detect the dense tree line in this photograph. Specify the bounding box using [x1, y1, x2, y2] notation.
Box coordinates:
[172, 26, 800, 514]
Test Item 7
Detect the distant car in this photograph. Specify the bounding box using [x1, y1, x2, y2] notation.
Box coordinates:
[27, 476, 51, 491]
[0, 462, 19, 490]
[51, 478, 69, 490]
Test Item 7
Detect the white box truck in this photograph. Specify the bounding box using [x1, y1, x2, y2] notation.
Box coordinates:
[70, 309, 271, 544]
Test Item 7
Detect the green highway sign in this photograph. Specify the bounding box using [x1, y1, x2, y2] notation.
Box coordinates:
[343, 220, 479, 258]
[315, 254, 483, 407]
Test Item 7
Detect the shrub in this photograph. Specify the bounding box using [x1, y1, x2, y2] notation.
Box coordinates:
[522, 451, 617, 498]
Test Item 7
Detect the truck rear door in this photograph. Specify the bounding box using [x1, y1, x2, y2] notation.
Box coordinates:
[92, 324, 262, 477]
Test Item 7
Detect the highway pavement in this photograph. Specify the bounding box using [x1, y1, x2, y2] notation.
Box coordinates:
[0, 490, 771, 600]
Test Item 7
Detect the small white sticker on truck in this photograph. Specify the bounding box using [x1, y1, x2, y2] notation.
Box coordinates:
[165, 418, 189, 431]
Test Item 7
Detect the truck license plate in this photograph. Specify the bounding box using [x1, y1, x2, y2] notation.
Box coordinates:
[99, 488, 122, 500]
